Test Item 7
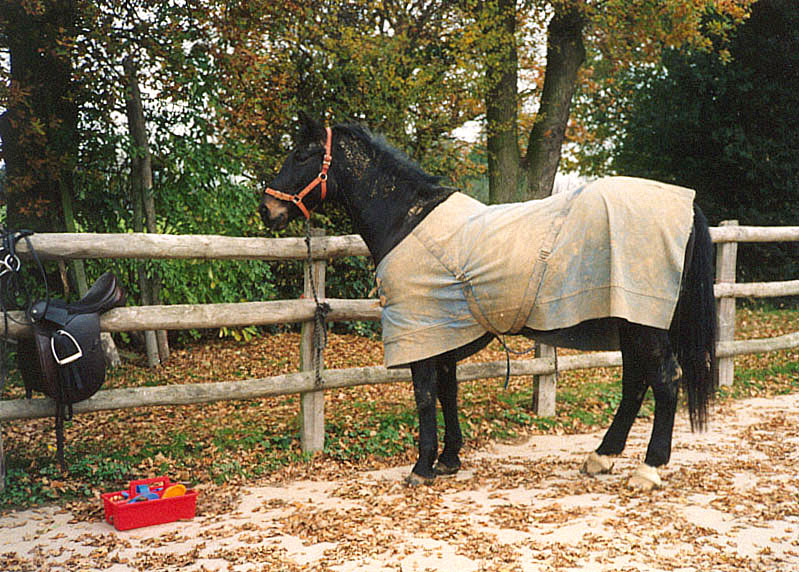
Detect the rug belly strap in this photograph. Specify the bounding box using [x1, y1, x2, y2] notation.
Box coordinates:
[411, 192, 574, 337]
[460, 277, 501, 334]
[412, 223, 508, 336]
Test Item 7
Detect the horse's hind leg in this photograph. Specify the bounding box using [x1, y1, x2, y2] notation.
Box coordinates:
[631, 330, 682, 490]
[434, 357, 462, 476]
[582, 324, 648, 476]
[583, 324, 680, 490]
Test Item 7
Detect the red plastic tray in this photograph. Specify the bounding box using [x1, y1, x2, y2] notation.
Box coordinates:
[101, 476, 197, 531]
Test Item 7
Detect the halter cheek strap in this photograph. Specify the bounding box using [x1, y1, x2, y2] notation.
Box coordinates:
[264, 126, 333, 220]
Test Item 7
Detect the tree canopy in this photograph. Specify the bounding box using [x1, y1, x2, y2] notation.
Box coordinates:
[1, 0, 774, 307]
[475, 0, 753, 203]
[579, 0, 798, 282]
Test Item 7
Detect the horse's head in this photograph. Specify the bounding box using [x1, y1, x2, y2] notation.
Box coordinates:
[259, 112, 337, 230]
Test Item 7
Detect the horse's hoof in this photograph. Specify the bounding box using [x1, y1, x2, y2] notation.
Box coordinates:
[581, 451, 614, 475]
[405, 472, 435, 487]
[433, 460, 461, 476]
[627, 463, 662, 491]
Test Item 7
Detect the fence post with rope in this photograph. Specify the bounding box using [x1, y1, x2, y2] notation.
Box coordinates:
[299, 227, 327, 453]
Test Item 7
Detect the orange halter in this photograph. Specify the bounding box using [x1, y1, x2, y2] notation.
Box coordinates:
[264, 127, 332, 220]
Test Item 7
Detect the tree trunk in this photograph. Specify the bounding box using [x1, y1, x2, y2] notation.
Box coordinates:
[61, 180, 122, 366]
[60, 179, 88, 294]
[0, 2, 77, 234]
[124, 56, 169, 366]
[0, 423, 5, 494]
[524, 7, 585, 199]
[485, 0, 521, 204]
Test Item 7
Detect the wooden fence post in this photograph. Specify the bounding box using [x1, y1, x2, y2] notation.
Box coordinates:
[299, 229, 326, 453]
[715, 220, 739, 387]
[532, 343, 557, 416]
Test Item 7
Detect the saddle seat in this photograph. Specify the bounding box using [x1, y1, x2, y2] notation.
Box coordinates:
[30, 271, 125, 325]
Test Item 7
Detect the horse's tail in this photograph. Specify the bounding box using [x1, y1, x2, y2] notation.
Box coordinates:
[672, 205, 717, 431]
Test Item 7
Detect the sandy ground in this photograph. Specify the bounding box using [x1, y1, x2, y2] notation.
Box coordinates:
[2, 392, 798, 572]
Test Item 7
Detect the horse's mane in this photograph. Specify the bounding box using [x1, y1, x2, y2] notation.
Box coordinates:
[338, 123, 444, 194]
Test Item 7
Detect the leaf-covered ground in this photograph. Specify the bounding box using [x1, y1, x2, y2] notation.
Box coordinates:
[1, 306, 797, 519]
[2, 389, 798, 571]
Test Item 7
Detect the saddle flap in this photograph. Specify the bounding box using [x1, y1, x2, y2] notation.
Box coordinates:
[20, 310, 106, 405]
[18, 272, 124, 408]
[17, 335, 53, 397]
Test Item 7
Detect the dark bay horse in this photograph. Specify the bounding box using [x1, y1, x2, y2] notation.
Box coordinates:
[259, 114, 717, 491]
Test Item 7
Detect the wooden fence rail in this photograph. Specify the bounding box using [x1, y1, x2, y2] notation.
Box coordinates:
[1, 299, 382, 339]
[13, 233, 371, 260]
[1, 223, 798, 492]
[2, 331, 797, 423]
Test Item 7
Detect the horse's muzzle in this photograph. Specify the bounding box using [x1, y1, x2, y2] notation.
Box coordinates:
[259, 197, 290, 230]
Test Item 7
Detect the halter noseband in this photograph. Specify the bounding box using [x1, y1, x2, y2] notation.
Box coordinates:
[264, 126, 333, 220]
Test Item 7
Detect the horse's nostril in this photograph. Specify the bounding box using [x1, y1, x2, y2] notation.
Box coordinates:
[258, 203, 272, 222]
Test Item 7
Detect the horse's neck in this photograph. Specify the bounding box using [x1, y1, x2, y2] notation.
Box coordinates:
[342, 173, 451, 265]
[331, 129, 453, 264]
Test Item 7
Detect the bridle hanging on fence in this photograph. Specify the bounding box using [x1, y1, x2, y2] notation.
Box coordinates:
[264, 126, 333, 220]
[0, 228, 48, 390]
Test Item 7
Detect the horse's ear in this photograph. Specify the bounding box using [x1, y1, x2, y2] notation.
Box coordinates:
[297, 111, 326, 145]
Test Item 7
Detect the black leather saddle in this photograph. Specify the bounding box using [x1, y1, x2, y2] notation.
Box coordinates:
[17, 271, 126, 468]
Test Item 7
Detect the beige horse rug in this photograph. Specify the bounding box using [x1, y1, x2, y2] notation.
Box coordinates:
[375, 177, 696, 368]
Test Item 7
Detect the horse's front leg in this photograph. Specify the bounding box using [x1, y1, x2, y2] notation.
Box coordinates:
[407, 359, 439, 486]
[434, 357, 462, 476]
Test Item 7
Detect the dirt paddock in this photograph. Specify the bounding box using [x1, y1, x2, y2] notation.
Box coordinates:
[2, 392, 798, 571]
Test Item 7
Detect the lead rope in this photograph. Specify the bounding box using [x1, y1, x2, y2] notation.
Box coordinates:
[496, 335, 558, 390]
[304, 220, 330, 388]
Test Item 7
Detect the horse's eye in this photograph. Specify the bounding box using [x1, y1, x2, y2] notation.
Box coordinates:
[296, 151, 314, 164]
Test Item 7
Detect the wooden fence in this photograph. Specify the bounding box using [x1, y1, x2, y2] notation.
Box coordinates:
[1, 222, 798, 491]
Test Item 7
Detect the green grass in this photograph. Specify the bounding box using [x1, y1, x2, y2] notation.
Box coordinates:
[324, 409, 418, 461]
[724, 360, 799, 399]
